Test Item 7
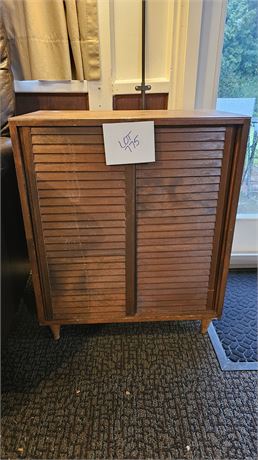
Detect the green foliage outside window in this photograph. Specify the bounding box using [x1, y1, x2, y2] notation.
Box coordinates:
[218, 0, 258, 213]
[218, 0, 258, 116]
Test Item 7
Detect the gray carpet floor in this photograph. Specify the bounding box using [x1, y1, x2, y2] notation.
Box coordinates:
[1, 281, 257, 459]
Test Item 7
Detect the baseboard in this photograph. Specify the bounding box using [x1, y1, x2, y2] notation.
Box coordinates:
[230, 253, 258, 269]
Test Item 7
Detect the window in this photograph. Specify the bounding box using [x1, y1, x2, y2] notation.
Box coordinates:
[216, 0, 258, 215]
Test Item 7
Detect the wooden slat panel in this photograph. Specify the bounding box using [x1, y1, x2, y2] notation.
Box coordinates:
[47, 249, 125, 258]
[39, 188, 125, 198]
[51, 275, 125, 284]
[136, 125, 225, 317]
[138, 274, 209, 284]
[49, 263, 125, 271]
[138, 292, 207, 299]
[51, 287, 125, 296]
[136, 250, 212, 259]
[46, 241, 125, 251]
[137, 200, 217, 210]
[37, 180, 125, 189]
[138, 236, 213, 246]
[53, 303, 125, 310]
[155, 132, 225, 142]
[30, 128, 128, 321]
[46, 255, 125, 264]
[138, 299, 207, 307]
[40, 205, 125, 214]
[140, 159, 222, 169]
[157, 151, 223, 160]
[136, 168, 221, 178]
[43, 227, 125, 236]
[52, 288, 125, 304]
[52, 279, 125, 289]
[137, 208, 216, 218]
[33, 144, 105, 153]
[155, 141, 224, 151]
[37, 172, 125, 181]
[32, 134, 103, 144]
[138, 184, 220, 195]
[49, 269, 125, 278]
[138, 281, 209, 289]
[137, 176, 221, 186]
[138, 229, 214, 239]
[45, 235, 125, 244]
[42, 217, 215, 229]
[40, 196, 125, 206]
[137, 192, 218, 202]
[34, 154, 105, 163]
[31, 127, 103, 135]
[138, 261, 211, 271]
[52, 281, 125, 290]
[138, 216, 216, 226]
[154, 127, 226, 133]
[35, 163, 124, 172]
[42, 220, 125, 229]
[138, 243, 212, 253]
[138, 215, 216, 225]
[137, 307, 207, 315]
[138, 269, 210, 278]
[139, 286, 209, 294]
[51, 293, 126, 301]
[52, 312, 125, 320]
[33, 147, 224, 158]
[138, 225, 214, 234]
[45, 253, 124, 265]
[41, 213, 125, 221]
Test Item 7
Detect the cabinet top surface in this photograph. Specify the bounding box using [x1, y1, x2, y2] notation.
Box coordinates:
[9, 110, 250, 126]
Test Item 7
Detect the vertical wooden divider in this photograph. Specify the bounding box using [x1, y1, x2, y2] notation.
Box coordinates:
[125, 164, 137, 315]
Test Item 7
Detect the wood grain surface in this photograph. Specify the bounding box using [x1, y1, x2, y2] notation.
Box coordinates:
[8, 111, 250, 334]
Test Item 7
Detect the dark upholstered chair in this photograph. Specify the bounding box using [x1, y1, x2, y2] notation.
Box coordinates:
[1, 16, 29, 342]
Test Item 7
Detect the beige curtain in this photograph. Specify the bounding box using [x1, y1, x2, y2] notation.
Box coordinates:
[1, 0, 100, 80]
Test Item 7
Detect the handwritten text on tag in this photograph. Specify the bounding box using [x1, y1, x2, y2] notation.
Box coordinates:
[103, 121, 155, 165]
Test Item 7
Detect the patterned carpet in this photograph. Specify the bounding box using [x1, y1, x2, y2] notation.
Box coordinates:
[209, 270, 258, 371]
[213, 271, 257, 362]
[1, 276, 257, 459]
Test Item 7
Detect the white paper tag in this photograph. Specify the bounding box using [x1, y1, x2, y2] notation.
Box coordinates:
[103, 121, 155, 165]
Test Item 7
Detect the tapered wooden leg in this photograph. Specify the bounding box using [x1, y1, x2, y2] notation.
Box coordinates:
[50, 324, 61, 340]
[201, 319, 211, 335]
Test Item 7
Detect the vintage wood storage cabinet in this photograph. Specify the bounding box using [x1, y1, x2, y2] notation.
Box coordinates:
[9, 110, 250, 339]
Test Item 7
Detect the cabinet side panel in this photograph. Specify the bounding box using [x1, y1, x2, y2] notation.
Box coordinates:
[214, 121, 251, 315]
[207, 126, 236, 310]
[9, 124, 46, 323]
[20, 128, 53, 320]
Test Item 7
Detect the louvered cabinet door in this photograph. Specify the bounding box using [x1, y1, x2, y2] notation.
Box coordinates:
[136, 126, 231, 317]
[22, 127, 127, 322]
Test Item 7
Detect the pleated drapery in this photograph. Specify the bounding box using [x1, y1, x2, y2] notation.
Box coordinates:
[2, 0, 100, 80]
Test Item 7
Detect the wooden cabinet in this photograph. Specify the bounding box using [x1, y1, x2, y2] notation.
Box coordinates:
[9, 110, 250, 339]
